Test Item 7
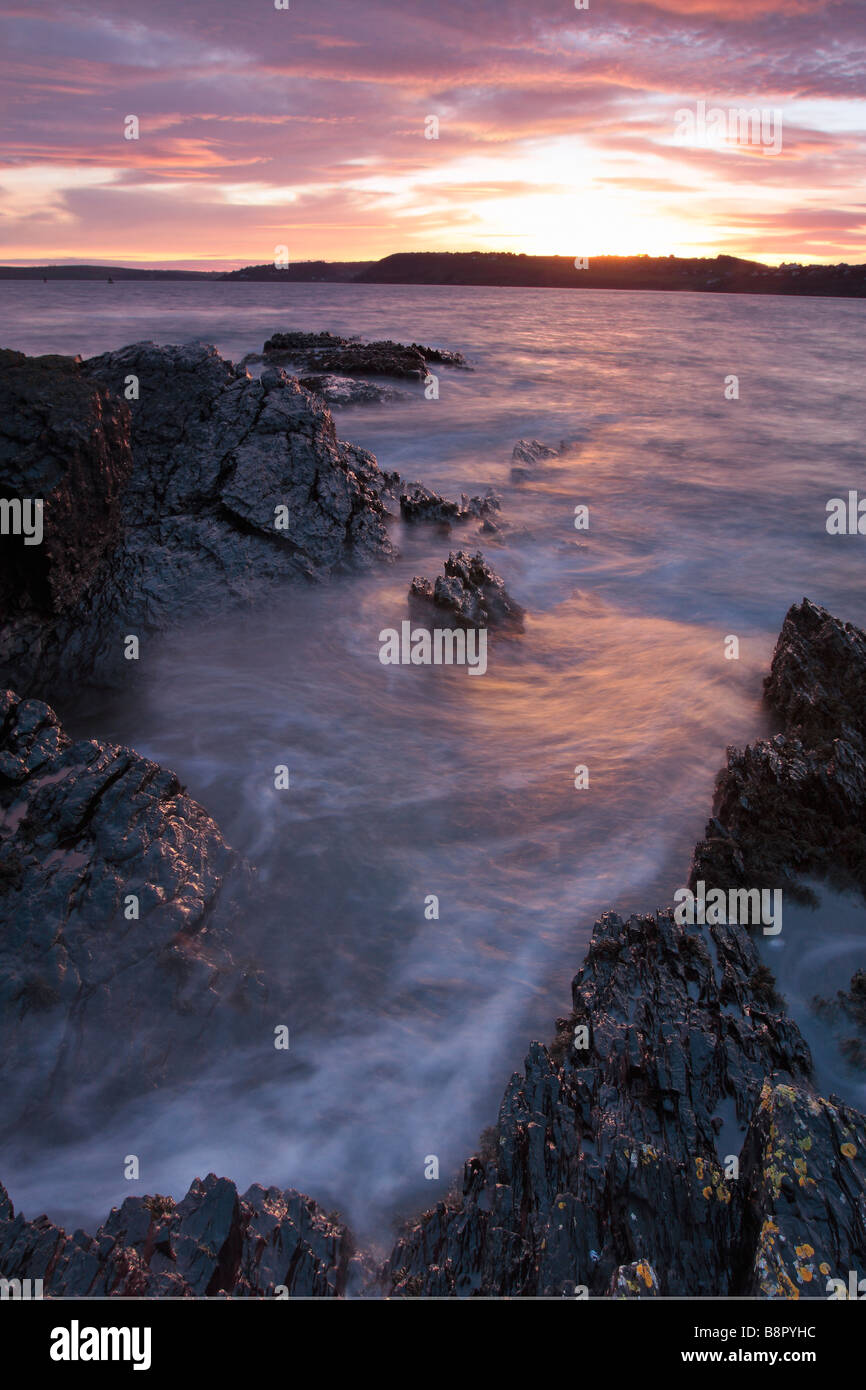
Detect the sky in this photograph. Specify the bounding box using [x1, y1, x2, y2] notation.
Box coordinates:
[0, 0, 864, 268]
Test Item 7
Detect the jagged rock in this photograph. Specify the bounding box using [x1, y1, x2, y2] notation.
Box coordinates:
[691, 598, 866, 898]
[409, 550, 524, 630]
[399, 483, 501, 526]
[739, 1081, 866, 1298]
[510, 437, 582, 481]
[0, 1173, 363, 1297]
[263, 332, 467, 381]
[382, 908, 819, 1297]
[262, 330, 351, 357]
[297, 373, 407, 406]
[0, 688, 260, 1131]
[0, 343, 399, 696]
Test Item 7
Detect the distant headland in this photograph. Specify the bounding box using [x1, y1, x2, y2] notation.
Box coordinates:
[2, 252, 865, 297]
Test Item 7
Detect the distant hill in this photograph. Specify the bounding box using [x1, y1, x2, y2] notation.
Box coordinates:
[0, 261, 371, 282]
[222, 260, 374, 282]
[0, 265, 216, 280]
[353, 251, 866, 297]
[2, 253, 864, 297]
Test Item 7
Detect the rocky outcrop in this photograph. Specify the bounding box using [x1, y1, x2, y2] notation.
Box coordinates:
[399, 483, 501, 527]
[0, 1173, 363, 1297]
[262, 331, 467, 381]
[691, 598, 866, 898]
[409, 551, 524, 630]
[0, 343, 400, 696]
[0, 688, 260, 1131]
[381, 906, 836, 1297]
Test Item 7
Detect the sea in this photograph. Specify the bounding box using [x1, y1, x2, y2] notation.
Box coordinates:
[1, 280, 865, 1242]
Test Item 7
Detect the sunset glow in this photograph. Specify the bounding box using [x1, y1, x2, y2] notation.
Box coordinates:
[0, 0, 864, 268]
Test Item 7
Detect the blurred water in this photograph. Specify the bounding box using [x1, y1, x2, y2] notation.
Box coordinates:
[2, 281, 865, 1240]
[763, 886, 866, 1117]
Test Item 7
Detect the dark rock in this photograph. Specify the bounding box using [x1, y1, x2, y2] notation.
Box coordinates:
[409, 550, 524, 630]
[738, 1080, 866, 1298]
[691, 598, 866, 898]
[0, 688, 260, 1131]
[381, 907, 825, 1297]
[262, 330, 350, 357]
[262, 332, 467, 381]
[0, 1172, 364, 1297]
[510, 437, 583, 481]
[0, 349, 132, 619]
[0, 343, 399, 696]
[399, 483, 501, 526]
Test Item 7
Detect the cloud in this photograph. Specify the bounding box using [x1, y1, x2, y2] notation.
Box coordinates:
[0, 0, 863, 263]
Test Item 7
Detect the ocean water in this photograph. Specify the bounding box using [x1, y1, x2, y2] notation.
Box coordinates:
[2, 281, 865, 1242]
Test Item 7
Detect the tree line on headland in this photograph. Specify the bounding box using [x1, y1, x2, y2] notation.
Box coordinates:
[2, 251, 864, 297]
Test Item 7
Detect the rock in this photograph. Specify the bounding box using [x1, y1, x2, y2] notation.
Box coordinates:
[0, 1172, 364, 1297]
[0, 343, 399, 696]
[510, 437, 583, 481]
[382, 907, 818, 1297]
[262, 330, 351, 357]
[0, 349, 132, 619]
[739, 1080, 866, 1298]
[608, 1261, 661, 1297]
[399, 483, 501, 526]
[297, 373, 407, 406]
[511, 437, 560, 470]
[409, 551, 524, 631]
[0, 688, 260, 1132]
[262, 332, 467, 381]
[691, 598, 866, 898]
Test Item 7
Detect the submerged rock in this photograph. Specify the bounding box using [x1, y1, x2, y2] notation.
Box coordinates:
[0, 1173, 364, 1297]
[297, 373, 408, 406]
[409, 550, 524, 630]
[399, 483, 501, 526]
[0, 343, 399, 696]
[510, 436, 584, 481]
